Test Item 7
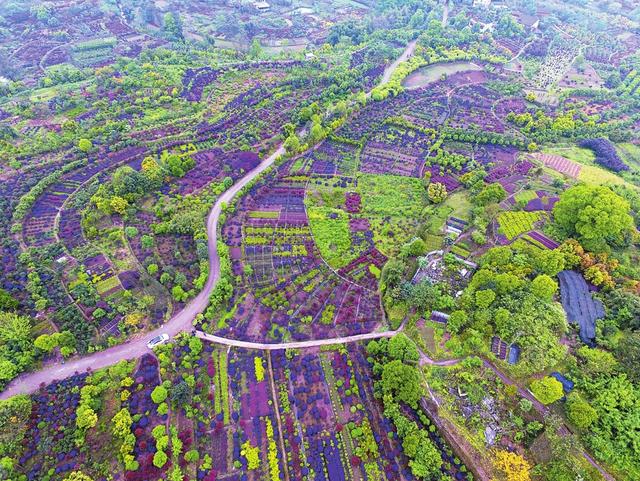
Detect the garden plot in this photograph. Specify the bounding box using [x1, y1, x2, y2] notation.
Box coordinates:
[448, 85, 506, 133]
[218, 165, 385, 342]
[497, 211, 543, 240]
[219, 260, 384, 343]
[558, 270, 605, 344]
[531, 152, 581, 178]
[531, 38, 581, 90]
[21, 146, 147, 249]
[557, 64, 604, 90]
[402, 61, 483, 90]
[195, 82, 316, 150]
[359, 141, 425, 177]
[522, 191, 559, 212]
[271, 345, 416, 481]
[291, 140, 360, 177]
[476, 146, 531, 194]
[357, 173, 428, 256]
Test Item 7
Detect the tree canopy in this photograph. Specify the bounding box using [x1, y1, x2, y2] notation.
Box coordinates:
[553, 184, 634, 252]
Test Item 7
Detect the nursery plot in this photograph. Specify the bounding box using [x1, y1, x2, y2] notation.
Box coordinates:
[16, 374, 91, 480]
[497, 211, 543, 240]
[531, 39, 581, 90]
[522, 191, 559, 212]
[359, 141, 426, 177]
[291, 140, 360, 177]
[448, 85, 506, 133]
[221, 260, 384, 343]
[271, 345, 415, 481]
[357, 173, 428, 255]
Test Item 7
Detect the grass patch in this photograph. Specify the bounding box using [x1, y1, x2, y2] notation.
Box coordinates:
[95, 275, 121, 294]
[442, 190, 472, 220]
[248, 210, 279, 219]
[357, 174, 428, 255]
[358, 173, 427, 217]
[423, 233, 443, 251]
[307, 207, 359, 268]
[578, 164, 627, 186]
[543, 145, 596, 166]
[514, 190, 538, 204]
[617, 143, 640, 170]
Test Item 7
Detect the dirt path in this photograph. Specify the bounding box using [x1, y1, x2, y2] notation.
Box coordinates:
[375, 39, 418, 89]
[442, 0, 449, 28]
[266, 351, 291, 481]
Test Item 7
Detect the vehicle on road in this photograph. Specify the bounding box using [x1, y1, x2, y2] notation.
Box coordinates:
[147, 333, 170, 349]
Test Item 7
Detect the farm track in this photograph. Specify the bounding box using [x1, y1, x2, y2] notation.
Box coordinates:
[0, 40, 418, 400]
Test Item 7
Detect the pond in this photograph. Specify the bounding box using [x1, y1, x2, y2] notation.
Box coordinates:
[402, 61, 483, 89]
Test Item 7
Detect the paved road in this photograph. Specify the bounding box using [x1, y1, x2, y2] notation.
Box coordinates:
[196, 328, 398, 350]
[0, 40, 420, 400]
[0, 146, 284, 400]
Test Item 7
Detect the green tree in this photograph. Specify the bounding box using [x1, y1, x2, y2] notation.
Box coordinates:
[75, 404, 98, 431]
[380, 360, 422, 408]
[111, 408, 132, 438]
[475, 289, 496, 309]
[309, 122, 326, 144]
[427, 182, 447, 203]
[475, 183, 507, 206]
[34, 333, 58, 352]
[163, 12, 183, 41]
[64, 472, 94, 481]
[78, 138, 92, 152]
[576, 346, 617, 376]
[153, 450, 168, 468]
[109, 196, 128, 215]
[616, 332, 640, 382]
[447, 310, 469, 333]
[0, 395, 31, 458]
[283, 133, 301, 154]
[408, 431, 442, 479]
[530, 274, 557, 300]
[248, 38, 263, 59]
[553, 185, 634, 252]
[530, 376, 564, 405]
[388, 334, 420, 363]
[0, 289, 18, 311]
[565, 392, 598, 430]
[151, 385, 168, 404]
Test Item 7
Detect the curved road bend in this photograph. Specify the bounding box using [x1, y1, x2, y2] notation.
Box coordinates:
[0, 40, 422, 400]
[0, 145, 284, 400]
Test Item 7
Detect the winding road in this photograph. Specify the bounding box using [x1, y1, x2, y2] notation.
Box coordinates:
[0, 40, 419, 401]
